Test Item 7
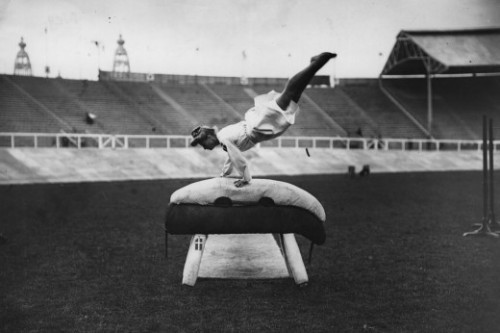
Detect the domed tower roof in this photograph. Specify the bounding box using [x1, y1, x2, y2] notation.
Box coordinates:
[14, 37, 32, 76]
[113, 34, 130, 74]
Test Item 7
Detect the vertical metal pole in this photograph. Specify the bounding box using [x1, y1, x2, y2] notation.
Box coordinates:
[426, 60, 433, 137]
[483, 115, 488, 220]
[463, 115, 498, 237]
[489, 118, 496, 225]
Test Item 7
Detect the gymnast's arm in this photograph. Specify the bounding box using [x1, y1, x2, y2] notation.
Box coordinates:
[223, 140, 252, 187]
[220, 155, 233, 177]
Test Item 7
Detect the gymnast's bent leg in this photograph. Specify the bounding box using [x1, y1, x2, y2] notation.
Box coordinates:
[276, 52, 336, 111]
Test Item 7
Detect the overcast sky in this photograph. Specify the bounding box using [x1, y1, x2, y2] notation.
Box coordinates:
[1, 0, 499, 80]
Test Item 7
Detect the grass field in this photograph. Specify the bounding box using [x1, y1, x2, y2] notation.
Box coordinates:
[1, 171, 500, 332]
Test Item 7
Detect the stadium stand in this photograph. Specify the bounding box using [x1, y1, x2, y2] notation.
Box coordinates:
[97, 80, 170, 134]
[382, 77, 500, 140]
[0, 76, 65, 133]
[432, 76, 500, 139]
[7, 76, 101, 134]
[103, 81, 189, 134]
[207, 84, 258, 118]
[3, 28, 500, 140]
[381, 28, 500, 140]
[57, 79, 158, 134]
[304, 87, 380, 138]
[338, 81, 426, 139]
[152, 83, 243, 131]
[1, 72, 500, 140]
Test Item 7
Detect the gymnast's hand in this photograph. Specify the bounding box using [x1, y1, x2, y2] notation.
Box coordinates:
[234, 179, 249, 188]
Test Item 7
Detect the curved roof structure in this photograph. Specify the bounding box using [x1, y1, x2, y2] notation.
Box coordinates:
[382, 28, 500, 75]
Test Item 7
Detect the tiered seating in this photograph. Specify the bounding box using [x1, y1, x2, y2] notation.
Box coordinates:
[305, 88, 379, 137]
[207, 84, 253, 117]
[64, 80, 157, 134]
[431, 77, 500, 139]
[382, 78, 493, 140]
[2, 74, 500, 140]
[295, 94, 346, 137]
[9, 76, 105, 134]
[155, 83, 241, 129]
[339, 83, 426, 139]
[0, 76, 63, 133]
[111, 81, 192, 134]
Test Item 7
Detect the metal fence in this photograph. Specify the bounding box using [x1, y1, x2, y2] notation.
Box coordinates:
[0, 132, 496, 152]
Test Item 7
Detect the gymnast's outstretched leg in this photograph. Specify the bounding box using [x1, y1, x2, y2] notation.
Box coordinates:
[276, 52, 336, 111]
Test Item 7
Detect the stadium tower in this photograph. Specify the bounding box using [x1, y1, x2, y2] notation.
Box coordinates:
[113, 34, 130, 75]
[14, 37, 32, 76]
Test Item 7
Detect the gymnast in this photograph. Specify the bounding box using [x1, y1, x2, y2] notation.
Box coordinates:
[190, 52, 337, 187]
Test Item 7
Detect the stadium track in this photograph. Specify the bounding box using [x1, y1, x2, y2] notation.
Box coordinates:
[1, 172, 500, 332]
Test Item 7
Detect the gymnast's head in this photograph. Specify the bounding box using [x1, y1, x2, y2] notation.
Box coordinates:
[190, 125, 220, 150]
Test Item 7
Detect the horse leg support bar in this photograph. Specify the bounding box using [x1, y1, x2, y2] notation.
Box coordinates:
[182, 234, 207, 286]
[181, 233, 308, 287]
[281, 234, 309, 286]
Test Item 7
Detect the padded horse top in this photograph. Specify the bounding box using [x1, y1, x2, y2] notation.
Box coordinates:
[166, 178, 327, 245]
[170, 178, 326, 221]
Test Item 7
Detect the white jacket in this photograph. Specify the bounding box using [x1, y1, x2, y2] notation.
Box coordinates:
[216, 91, 300, 183]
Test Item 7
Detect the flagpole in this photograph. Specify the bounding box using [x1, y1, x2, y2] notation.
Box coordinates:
[241, 49, 247, 84]
[44, 27, 49, 78]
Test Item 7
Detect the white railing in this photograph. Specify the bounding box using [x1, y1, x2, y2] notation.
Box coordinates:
[0, 132, 496, 152]
[0, 132, 191, 149]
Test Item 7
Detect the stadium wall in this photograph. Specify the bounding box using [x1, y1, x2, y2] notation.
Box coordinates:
[0, 147, 489, 184]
